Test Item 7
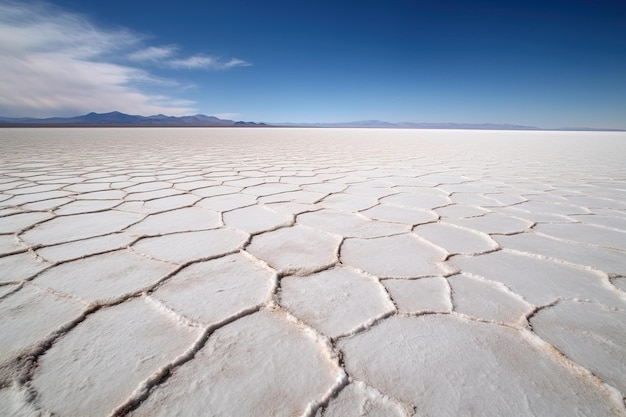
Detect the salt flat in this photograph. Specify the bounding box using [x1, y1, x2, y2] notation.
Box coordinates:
[0, 127, 625, 416]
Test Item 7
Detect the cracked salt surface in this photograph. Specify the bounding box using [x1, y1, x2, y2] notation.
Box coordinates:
[129, 310, 342, 417]
[0, 285, 85, 383]
[340, 315, 623, 416]
[21, 211, 143, 246]
[321, 381, 413, 417]
[450, 250, 625, 307]
[530, 300, 626, 394]
[248, 225, 341, 275]
[448, 273, 532, 326]
[383, 277, 451, 314]
[1, 128, 626, 416]
[298, 209, 409, 238]
[150, 253, 274, 325]
[413, 221, 498, 255]
[280, 266, 394, 338]
[33, 250, 176, 303]
[341, 234, 448, 278]
[32, 297, 200, 417]
[132, 228, 248, 264]
[0, 253, 50, 283]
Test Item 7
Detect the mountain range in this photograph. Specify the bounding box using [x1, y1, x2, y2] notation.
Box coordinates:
[0, 112, 622, 131]
[278, 120, 543, 130]
[0, 111, 265, 127]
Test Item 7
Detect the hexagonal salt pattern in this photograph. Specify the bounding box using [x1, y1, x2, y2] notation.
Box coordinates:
[247, 225, 341, 275]
[32, 297, 201, 417]
[493, 232, 626, 276]
[33, 250, 177, 303]
[298, 209, 409, 238]
[360, 203, 437, 224]
[280, 267, 394, 338]
[0, 212, 54, 234]
[36, 233, 135, 263]
[382, 277, 451, 314]
[448, 274, 532, 326]
[0, 252, 50, 283]
[322, 381, 413, 417]
[0, 235, 26, 256]
[126, 207, 220, 236]
[413, 221, 498, 255]
[21, 211, 143, 245]
[341, 234, 447, 278]
[379, 191, 451, 210]
[2, 128, 626, 416]
[0, 286, 85, 382]
[530, 301, 626, 394]
[339, 315, 623, 416]
[223, 204, 292, 234]
[449, 250, 625, 308]
[151, 253, 274, 324]
[534, 222, 626, 250]
[129, 310, 342, 417]
[132, 229, 248, 264]
[445, 212, 534, 234]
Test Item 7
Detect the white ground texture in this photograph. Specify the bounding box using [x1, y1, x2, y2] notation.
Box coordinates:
[0, 127, 625, 416]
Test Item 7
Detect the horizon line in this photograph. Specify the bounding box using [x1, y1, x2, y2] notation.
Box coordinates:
[0, 111, 625, 132]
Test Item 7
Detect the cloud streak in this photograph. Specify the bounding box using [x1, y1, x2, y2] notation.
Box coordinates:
[129, 47, 251, 71]
[168, 56, 252, 70]
[128, 46, 178, 63]
[0, 1, 250, 117]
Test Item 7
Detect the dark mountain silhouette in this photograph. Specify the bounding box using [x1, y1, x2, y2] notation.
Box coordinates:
[0, 112, 622, 131]
[0, 111, 266, 127]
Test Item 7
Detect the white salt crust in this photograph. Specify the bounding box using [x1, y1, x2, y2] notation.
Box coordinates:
[0, 128, 625, 416]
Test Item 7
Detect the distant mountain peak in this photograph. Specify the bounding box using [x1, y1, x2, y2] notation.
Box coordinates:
[0, 112, 621, 131]
[276, 120, 543, 130]
[0, 111, 266, 127]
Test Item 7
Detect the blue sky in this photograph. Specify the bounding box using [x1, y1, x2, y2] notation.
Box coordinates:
[1, 0, 625, 128]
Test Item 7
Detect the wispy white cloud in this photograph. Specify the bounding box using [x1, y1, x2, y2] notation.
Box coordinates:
[222, 58, 253, 69]
[129, 47, 251, 71]
[168, 55, 252, 70]
[0, 1, 140, 58]
[128, 46, 177, 62]
[0, 1, 250, 117]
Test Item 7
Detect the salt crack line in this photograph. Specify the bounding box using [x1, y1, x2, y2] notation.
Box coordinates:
[27, 282, 91, 305]
[11, 304, 99, 390]
[525, 298, 626, 324]
[449, 310, 528, 331]
[143, 295, 205, 328]
[500, 248, 624, 296]
[334, 310, 396, 342]
[444, 269, 532, 307]
[0, 282, 24, 301]
[532, 231, 626, 253]
[0, 246, 30, 259]
[263, 302, 348, 417]
[110, 305, 263, 416]
[517, 324, 626, 414]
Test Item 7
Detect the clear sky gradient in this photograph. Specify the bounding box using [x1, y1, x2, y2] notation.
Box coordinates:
[1, 0, 624, 128]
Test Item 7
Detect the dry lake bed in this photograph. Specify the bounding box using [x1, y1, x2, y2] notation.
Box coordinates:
[0, 127, 625, 416]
